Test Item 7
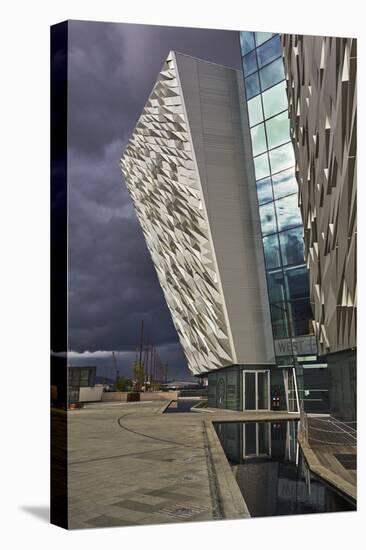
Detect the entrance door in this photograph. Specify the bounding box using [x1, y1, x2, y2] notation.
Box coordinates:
[243, 370, 270, 411]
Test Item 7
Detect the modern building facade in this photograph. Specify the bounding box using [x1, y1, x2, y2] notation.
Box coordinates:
[122, 51, 279, 411]
[282, 34, 357, 420]
[121, 36, 355, 417]
[239, 31, 330, 413]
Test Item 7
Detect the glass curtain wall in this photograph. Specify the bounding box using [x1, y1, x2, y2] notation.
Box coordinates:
[239, 31, 315, 403]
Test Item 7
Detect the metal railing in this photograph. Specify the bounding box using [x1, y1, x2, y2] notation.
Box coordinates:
[299, 401, 309, 444]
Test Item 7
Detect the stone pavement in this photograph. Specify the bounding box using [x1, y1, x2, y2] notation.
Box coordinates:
[67, 401, 296, 529]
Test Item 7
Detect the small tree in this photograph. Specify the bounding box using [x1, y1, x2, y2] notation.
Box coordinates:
[132, 361, 145, 391]
[113, 377, 132, 392]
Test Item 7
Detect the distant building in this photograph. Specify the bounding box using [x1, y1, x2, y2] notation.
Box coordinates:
[68, 366, 103, 404]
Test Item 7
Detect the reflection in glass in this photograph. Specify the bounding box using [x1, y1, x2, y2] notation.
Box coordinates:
[258, 422, 270, 454]
[243, 50, 258, 76]
[266, 111, 291, 149]
[290, 299, 313, 336]
[263, 233, 281, 268]
[259, 201, 276, 235]
[244, 422, 257, 454]
[268, 270, 286, 303]
[279, 227, 304, 266]
[240, 31, 255, 54]
[285, 266, 310, 300]
[262, 82, 288, 119]
[254, 153, 270, 180]
[248, 95, 263, 126]
[269, 141, 295, 174]
[270, 302, 290, 339]
[245, 72, 260, 99]
[275, 194, 302, 231]
[256, 176, 273, 205]
[251, 123, 267, 156]
[256, 35, 282, 68]
[259, 57, 285, 91]
[255, 31, 274, 47]
[272, 167, 298, 199]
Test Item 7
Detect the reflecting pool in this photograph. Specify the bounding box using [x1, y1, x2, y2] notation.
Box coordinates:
[214, 421, 355, 517]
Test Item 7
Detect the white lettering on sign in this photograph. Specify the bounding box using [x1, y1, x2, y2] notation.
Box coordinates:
[274, 335, 317, 357]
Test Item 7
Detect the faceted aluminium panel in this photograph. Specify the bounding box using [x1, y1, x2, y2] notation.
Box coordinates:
[121, 52, 274, 375]
[121, 53, 234, 375]
[282, 35, 357, 355]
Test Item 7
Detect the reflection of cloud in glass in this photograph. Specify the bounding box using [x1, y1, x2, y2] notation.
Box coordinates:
[272, 167, 298, 199]
[259, 202, 276, 235]
[251, 123, 267, 156]
[241, 31, 255, 54]
[254, 153, 270, 180]
[245, 73, 260, 99]
[256, 35, 282, 68]
[262, 81, 288, 119]
[256, 176, 273, 205]
[255, 32, 274, 47]
[266, 111, 291, 149]
[248, 95, 263, 126]
[269, 142, 295, 173]
[259, 57, 285, 91]
[243, 50, 257, 75]
[275, 194, 302, 231]
[263, 233, 281, 268]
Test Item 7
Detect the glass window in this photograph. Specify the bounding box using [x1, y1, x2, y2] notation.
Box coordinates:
[256, 176, 273, 205]
[279, 227, 305, 266]
[255, 32, 274, 47]
[259, 201, 276, 235]
[259, 57, 285, 91]
[272, 167, 298, 199]
[245, 72, 260, 100]
[240, 31, 255, 54]
[268, 269, 286, 303]
[257, 35, 282, 68]
[247, 95, 263, 127]
[275, 194, 302, 231]
[269, 141, 295, 173]
[266, 111, 291, 149]
[263, 233, 281, 268]
[251, 123, 267, 156]
[262, 81, 288, 119]
[242, 50, 258, 76]
[254, 153, 270, 180]
[289, 299, 313, 336]
[270, 302, 290, 339]
[284, 265, 310, 300]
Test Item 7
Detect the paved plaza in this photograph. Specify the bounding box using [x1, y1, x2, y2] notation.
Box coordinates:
[67, 401, 297, 529]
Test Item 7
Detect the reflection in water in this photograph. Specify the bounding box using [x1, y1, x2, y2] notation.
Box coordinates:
[214, 421, 355, 517]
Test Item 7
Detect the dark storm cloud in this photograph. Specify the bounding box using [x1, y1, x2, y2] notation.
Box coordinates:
[67, 20, 241, 378]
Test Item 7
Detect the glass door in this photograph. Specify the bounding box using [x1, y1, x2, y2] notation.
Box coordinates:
[243, 370, 270, 411]
[244, 372, 256, 410]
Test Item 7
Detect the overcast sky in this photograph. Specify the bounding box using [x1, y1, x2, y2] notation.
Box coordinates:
[67, 20, 242, 380]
